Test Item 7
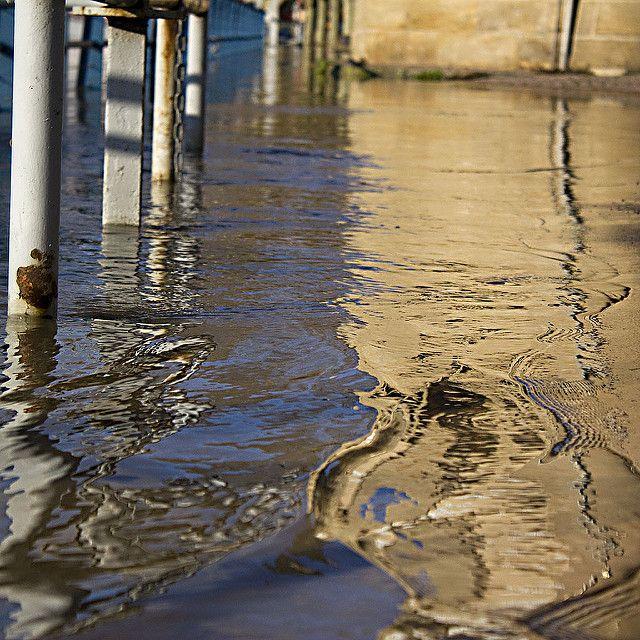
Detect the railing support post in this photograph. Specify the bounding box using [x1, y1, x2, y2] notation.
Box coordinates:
[76, 16, 93, 94]
[264, 1, 280, 49]
[342, 0, 353, 38]
[303, 0, 317, 51]
[184, 12, 208, 155]
[8, 0, 65, 317]
[314, 0, 327, 56]
[102, 17, 147, 226]
[327, 0, 341, 59]
[152, 18, 178, 182]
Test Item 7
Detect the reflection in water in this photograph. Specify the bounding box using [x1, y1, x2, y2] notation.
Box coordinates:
[308, 84, 640, 639]
[0, 47, 379, 639]
[0, 48, 638, 640]
[0, 319, 79, 640]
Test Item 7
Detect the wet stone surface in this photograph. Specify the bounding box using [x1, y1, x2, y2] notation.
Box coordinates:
[0, 47, 638, 640]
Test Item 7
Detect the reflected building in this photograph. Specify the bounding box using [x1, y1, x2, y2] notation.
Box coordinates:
[309, 83, 640, 639]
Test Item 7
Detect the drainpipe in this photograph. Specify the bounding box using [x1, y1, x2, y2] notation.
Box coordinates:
[303, 0, 316, 51]
[8, 0, 66, 317]
[558, 0, 579, 71]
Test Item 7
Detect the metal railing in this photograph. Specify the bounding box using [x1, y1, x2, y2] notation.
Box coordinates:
[0, 1, 210, 14]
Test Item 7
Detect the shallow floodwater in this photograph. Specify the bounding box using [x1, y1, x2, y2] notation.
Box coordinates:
[0, 46, 639, 640]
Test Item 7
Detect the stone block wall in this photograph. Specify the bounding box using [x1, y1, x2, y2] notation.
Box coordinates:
[349, 0, 640, 73]
[571, 0, 640, 72]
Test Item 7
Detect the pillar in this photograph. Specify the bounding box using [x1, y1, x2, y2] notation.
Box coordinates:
[102, 17, 147, 226]
[76, 16, 93, 94]
[314, 0, 327, 55]
[8, 0, 66, 317]
[557, 0, 577, 71]
[265, 2, 280, 49]
[152, 19, 178, 182]
[342, 0, 353, 38]
[327, 0, 341, 58]
[184, 12, 208, 155]
[303, 0, 316, 51]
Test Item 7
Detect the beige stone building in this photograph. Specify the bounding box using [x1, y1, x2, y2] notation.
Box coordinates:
[348, 0, 640, 73]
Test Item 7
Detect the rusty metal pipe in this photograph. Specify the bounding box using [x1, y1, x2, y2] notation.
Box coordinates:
[151, 18, 178, 182]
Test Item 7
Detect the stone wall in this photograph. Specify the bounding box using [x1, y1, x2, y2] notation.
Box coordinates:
[571, 0, 640, 72]
[349, 0, 640, 73]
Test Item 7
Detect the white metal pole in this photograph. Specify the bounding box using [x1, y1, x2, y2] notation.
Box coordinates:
[293, 21, 304, 46]
[102, 17, 147, 226]
[265, 1, 279, 48]
[184, 12, 208, 155]
[8, 0, 66, 317]
[151, 18, 178, 182]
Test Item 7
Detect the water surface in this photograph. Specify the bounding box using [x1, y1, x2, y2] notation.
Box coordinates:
[0, 47, 639, 640]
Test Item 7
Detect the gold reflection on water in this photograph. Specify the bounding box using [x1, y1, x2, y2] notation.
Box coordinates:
[309, 82, 640, 639]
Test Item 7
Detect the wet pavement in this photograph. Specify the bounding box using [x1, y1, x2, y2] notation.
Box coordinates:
[0, 46, 639, 639]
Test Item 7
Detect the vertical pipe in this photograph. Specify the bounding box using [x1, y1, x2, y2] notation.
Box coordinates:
[262, 41, 278, 109]
[151, 19, 178, 182]
[303, 0, 317, 69]
[148, 19, 157, 106]
[342, 0, 352, 39]
[265, 1, 279, 48]
[292, 0, 304, 46]
[327, 0, 340, 58]
[102, 18, 147, 226]
[8, 0, 65, 317]
[314, 0, 327, 56]
[184, 12, 208, 155]
[558, 0, 578, 71]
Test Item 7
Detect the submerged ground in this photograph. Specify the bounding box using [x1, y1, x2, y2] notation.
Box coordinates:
[0, 46, 638, 640]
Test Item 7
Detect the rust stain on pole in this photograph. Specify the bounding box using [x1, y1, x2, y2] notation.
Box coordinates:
[151, 19, 178, 182]
[16, 249, 58, 312]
